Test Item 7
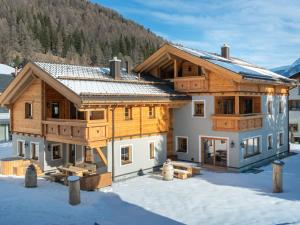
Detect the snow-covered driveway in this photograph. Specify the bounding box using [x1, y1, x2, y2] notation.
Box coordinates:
[0, 142, 300, 225]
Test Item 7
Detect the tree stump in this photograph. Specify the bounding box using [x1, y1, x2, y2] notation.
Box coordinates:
[68, 176, 80, 205]
[272, 160, 284, 193]
[25, 164, 37, 188]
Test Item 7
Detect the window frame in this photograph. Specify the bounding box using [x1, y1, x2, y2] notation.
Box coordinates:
[267, 99, 273, 115]
[149, 141, 155, 160]
[279, 99, 284, 114]
[242, 136, 261, 159]
[17, 140, 25, 157]
[30, 142, 39, 160]
[51, 144, 63, 161]
[124, 107, 132, 120]
[176, 136, 188, 153]
[25, 102, 33, 119]
[267, 134, 273, 150]
[278, 132, 284, 148]
[51, 102, 60, 119]
[148, 106, 156, 119]
[192, 100, 205, 118]
[120, 145, 133, 166]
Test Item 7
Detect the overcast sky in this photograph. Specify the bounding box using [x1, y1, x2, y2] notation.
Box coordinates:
[96, 0, 300, 68]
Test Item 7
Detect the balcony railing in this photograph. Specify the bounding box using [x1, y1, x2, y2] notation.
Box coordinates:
[211, 114, 263, 132]
[42, 119, 108, 146]
[174, 76, 208, 92]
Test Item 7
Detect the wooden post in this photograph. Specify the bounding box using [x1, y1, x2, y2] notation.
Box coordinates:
[272, 160, 284, 193]
[174, 59, 177, 78]
[235, 96, 239, 115]
[68, 176, 80, 205]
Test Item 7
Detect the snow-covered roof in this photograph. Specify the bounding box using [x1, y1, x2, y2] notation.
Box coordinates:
[172, 45, 294, 84]
[0, 64, 14, 75]
[35, 62, 188, 100]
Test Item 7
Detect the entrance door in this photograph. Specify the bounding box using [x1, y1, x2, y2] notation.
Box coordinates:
[69, 144, 76, 165]
[202, 137, 227, 167]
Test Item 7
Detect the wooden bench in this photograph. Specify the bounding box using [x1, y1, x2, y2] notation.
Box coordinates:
[172, 162, 193, 177]
[173, 169, 190, 180]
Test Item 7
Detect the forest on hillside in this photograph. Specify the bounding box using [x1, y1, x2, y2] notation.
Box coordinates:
[0, 0, 164, 67]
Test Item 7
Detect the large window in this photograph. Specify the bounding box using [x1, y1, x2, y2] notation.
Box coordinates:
[267, 135, 273, 150]
[90, 111, 105, 120]
[124, 107, 132, 120]
[243, 137, 260, 158]
[217, 97, 234, 114]
[52, 144, 62, 160]
[25, 102, 32, 119]
[243, 98, 253, 114]
[193, 101, 205, 117]
[149, 106, 156, 119]
[267, 100, 273, 115]
[30, 143, 39, 160]
[278, 132, 284, 147]
[17, 140, 25, 157]
[176, 137, 188, 153]
[121, 145, 132, 165]
[149, 142, 155, 159]
[289, 100, 300, 111]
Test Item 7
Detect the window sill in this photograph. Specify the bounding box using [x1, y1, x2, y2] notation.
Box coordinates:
[52, 157, 62, 161]
[121, 161, 132, 166]
[176, 150, 188, 153]
[193, 115, 205, 118]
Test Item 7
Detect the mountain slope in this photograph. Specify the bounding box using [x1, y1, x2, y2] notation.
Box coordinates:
[0, 0, 164, 67]
[272, 58, 300, 77]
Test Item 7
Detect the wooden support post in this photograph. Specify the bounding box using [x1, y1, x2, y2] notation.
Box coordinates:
[174, 59, 177, 78]
[272, 160, 284, 193]
[95, 147, 108, 166]
[235, 96, 239, 115]
[68, 176, 80, 205]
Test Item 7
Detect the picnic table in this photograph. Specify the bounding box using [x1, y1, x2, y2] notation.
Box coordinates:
[58, 166, 89, 177]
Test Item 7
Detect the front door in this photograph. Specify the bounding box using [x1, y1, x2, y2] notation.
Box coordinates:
[69, 144, 76, 165]
[202, 137, 227, 167]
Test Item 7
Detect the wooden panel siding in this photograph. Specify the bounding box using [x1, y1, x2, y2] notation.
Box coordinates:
[174, 77, 208, 92]
[12, 79, 43, 135]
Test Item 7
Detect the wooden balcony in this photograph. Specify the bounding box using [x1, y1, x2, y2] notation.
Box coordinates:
[174, 76, 208, 92]
[42, 119, 108, 147]
[211, 114, 263, 132]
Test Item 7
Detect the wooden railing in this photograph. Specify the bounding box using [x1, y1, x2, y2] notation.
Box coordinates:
[42, 119, 108, 146]
[174, 76, 208, 92]
[211, 114, 263, 132]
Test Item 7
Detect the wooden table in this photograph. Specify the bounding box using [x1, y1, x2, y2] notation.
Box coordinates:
[58, 166, 89, 177]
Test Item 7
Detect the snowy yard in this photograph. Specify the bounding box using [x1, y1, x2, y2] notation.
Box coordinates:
[1, 143, 300, 225]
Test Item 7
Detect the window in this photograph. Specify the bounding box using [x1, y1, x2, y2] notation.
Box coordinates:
[243, 137, 260, 158]
[279, 99, 284, 114]
[52, 144, 62, 160]
[124, 107, 132, 120]
[243, 98, 253, 114]
[278, 132, 284, 147]
[176, 137, 188, 153]
[193, 101, 205, 117]
[84, 147, 94, 162]
[149, 106, 155, 119]
[289, 100, 300, 111]
[25, 102, 32, 119]
[217, 97, 234, 114]
[51, 103, 60, 118]
[289, 124, 298, 132]
[267, 100, 273, 114]
[267, 135, 273, 150]
[149, 142, 155, 159]
[17, 140, 25, 157]
[121, 145, 132, 165]
[90, 111, 105, 120]
[30, 143, 39, 160]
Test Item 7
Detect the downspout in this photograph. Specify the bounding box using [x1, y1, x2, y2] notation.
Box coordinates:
[287, 93, 290, 154]
[111, 105, 116, 181]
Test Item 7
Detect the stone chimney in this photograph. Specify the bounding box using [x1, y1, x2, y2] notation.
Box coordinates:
[221, 44, 230, 59]
[109, 56, 121, 80]
[125, 60, 132, 74]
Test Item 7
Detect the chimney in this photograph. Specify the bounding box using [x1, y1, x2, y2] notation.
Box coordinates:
[125, 60, 132, 74]
[221, 44, 230, 59]
[109, 56, 121, 80]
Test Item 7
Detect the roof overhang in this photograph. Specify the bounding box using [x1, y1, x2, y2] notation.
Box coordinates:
[0, 62, 82, 106]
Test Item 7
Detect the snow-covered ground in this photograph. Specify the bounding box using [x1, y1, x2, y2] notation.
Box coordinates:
[1, 142, 300, 225]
